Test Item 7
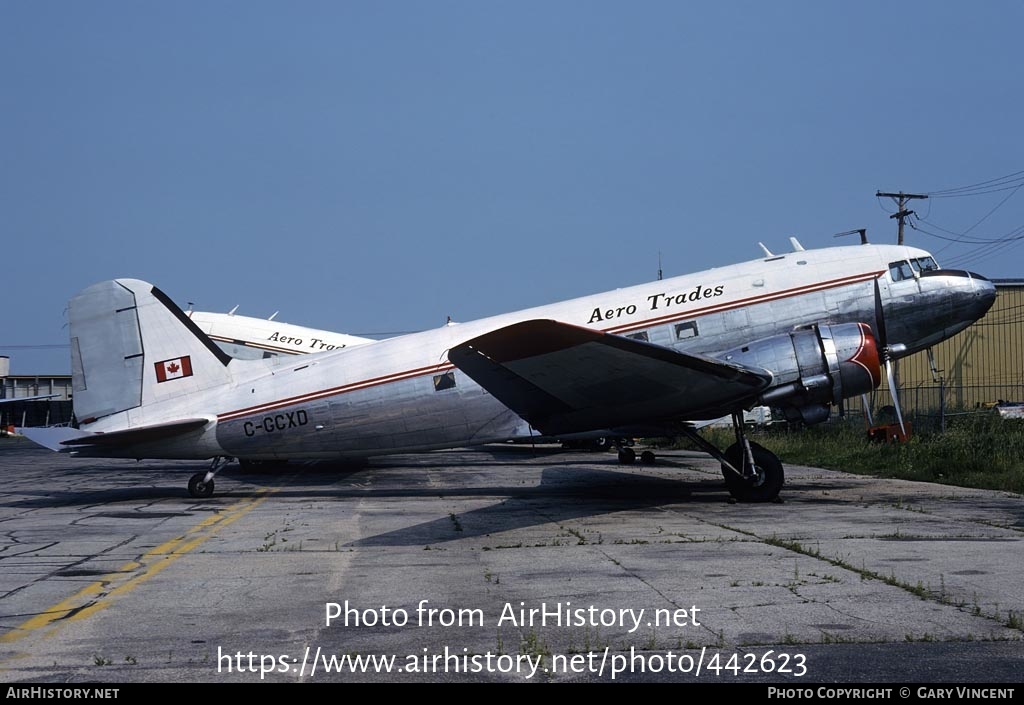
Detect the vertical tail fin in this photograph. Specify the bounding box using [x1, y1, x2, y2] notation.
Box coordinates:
[70, 279, 233, 425]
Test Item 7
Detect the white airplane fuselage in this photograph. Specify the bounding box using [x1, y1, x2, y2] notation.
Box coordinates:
[68, 243, 995, 462]
[187, 311, 375, 359]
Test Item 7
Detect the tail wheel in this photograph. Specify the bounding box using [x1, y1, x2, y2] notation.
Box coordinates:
[188, 472, 215, 499]
[721, 442, 784, 502]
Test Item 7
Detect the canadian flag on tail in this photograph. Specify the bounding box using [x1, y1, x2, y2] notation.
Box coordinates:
[154, 356, 193, 383]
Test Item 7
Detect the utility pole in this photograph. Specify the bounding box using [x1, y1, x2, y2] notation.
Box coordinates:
[876, 191, 928, 245]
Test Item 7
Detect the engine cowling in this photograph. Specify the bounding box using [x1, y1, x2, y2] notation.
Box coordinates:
[714, 322, 881, 425]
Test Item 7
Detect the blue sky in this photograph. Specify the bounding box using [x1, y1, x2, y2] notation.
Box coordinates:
[3, 2, 1022, 373]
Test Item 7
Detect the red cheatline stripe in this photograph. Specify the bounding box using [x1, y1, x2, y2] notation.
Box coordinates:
[207, 335, 303, 356]
[217, 271, 884, 422]
[217, 362, 456, 421]
[605, 271, 883, 334]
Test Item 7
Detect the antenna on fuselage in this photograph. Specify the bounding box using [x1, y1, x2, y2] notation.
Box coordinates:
[658, 251, 663, 281]
[758, 242, 775, 257]
[789, 237, 805, 252]
[833, 228, 869, 245]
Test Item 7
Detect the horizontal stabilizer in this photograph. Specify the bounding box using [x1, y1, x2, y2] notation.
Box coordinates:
[18, 426, 90, 452]
[449, 319, 771, 435]
[59, 418, 211, 447]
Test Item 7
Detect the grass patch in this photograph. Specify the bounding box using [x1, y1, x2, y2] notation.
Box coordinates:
[680, 415, 1024, 495]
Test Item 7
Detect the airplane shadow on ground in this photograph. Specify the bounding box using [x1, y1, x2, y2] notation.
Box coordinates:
[3, 450, 915, 530]
[343, 465, 703, 547]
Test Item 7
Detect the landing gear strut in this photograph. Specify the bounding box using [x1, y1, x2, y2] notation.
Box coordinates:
[720, 440, 784, 502]
[679, 413, 784, 502]
[188, 456, 231, 498]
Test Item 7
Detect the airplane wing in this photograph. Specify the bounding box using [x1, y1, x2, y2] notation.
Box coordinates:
[448, 319, 772, 436]
[0, 394, 62, 403]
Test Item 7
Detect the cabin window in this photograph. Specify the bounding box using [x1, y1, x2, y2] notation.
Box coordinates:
[433, 371, 456, 391]
[626, 331, 649, 342]
[914, 256, 939, 272]
[888, 261, 915, 281]
[675, 321, 699, 340]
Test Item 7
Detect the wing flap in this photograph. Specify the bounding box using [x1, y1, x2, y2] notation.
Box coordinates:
[449, 320, 772, 435]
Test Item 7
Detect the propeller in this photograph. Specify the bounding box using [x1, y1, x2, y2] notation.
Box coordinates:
[873, 280, 907, 437]
[861, 393, 874, 425]
[884, 358, 906, 437]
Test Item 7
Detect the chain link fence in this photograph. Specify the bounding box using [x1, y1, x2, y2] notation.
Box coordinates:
[839, 384, 1024, 434]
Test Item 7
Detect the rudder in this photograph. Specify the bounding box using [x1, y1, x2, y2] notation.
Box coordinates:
[70, 279, 233, 426]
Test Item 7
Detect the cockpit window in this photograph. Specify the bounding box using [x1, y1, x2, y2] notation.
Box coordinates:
[889, 261, 915, 281]
[890, 257, 939, 281]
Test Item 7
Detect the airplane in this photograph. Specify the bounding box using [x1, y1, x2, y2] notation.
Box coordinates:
[187, 310, 624, 449]
[0, 394, 62, 403]
[21, 240, 996, 502]
[185, 309, 376, 359]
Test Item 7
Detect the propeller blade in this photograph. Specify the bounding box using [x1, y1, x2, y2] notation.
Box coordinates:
[873, 279, 888, 350]
[885, 359, 906, 438]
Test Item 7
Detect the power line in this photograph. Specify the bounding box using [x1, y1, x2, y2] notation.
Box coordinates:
[925, 169, 1024, 197]
[910, 219, 1024, 244]
[928, 183, 1024, 198]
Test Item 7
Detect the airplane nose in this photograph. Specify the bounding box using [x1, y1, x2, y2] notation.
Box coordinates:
[966, 271, 997, 321]
[924, 268, 997, 324]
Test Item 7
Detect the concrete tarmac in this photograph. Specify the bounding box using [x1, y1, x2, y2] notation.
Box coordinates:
[0, 438, 1021, 683]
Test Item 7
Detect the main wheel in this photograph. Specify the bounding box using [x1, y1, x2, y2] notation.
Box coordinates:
[721, 442, 783, 502]
[188, 472, 215, 498]
[640, 450, 656, 465]
[617, 447, 636, 464]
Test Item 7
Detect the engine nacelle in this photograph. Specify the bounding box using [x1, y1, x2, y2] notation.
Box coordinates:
[714, 322, 881, 424]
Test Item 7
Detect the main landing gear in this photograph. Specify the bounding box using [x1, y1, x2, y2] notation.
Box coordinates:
[679, 413, 784, 503]
[187, 456, 231, 498]
[615, 443, 658, 465]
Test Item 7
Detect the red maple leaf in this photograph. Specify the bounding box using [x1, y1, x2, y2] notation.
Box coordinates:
[167, 362, 180, 374]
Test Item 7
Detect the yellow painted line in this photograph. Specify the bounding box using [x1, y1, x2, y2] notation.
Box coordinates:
[0, 490, 273, 645]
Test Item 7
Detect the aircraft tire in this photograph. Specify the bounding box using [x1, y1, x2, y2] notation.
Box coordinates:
[721, 442, 783, 502]
[188, 472, 215, 499]
[618, 447, 636, 464]
[640, 450, 656, 465]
